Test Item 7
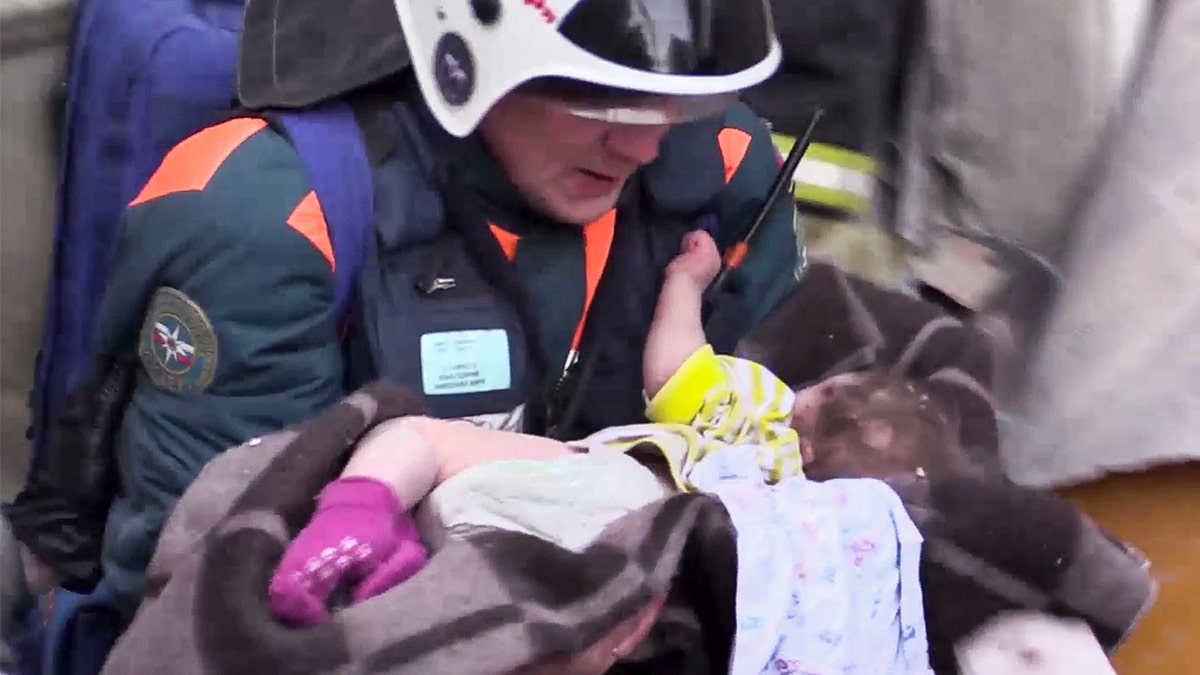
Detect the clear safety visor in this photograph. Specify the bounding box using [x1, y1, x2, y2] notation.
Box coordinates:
[517, 78, 739, 126]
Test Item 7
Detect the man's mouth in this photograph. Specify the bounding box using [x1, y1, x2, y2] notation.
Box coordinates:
[579, 168, 618, 183]
[567, 168, 623, 198]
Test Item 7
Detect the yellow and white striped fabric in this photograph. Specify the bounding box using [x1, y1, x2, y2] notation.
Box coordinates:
[570, 345, 803, 492]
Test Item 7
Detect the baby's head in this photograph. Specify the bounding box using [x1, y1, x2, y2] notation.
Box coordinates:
[791, 372, 971, 482]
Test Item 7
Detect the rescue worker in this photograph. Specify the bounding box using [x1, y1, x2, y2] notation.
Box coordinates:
[4, 0, 801, 621]
[744, 0, 906, 218]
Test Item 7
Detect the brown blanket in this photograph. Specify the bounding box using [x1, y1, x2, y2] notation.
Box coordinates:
[743, 264, 1155, 670]
[105, 263, 1155, 674]
[739, 262, 1002, 460]
[104, 382, 739, 674]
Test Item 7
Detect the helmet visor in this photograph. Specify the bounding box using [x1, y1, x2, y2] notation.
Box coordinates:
[519, 0, 775, 125]
[517, 77, 738, 125]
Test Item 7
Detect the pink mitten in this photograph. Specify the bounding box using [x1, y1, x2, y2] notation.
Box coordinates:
[352, 516, 428, 602]
[268, 477, 428, 625]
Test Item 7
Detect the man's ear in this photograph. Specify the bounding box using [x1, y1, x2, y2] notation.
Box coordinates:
[611, 595, 666, 660]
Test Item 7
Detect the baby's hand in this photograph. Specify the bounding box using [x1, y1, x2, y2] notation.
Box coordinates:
[665, 230, 722, 289]
[268, 477, 427, 625]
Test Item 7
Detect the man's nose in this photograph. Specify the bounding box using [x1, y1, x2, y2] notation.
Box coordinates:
[602, 123, 669, 166]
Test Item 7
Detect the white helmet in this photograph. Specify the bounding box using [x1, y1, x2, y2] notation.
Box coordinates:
[393, 0, 783, 137]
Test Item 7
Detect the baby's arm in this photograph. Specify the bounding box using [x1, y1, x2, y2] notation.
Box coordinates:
[643, 231, 721, 397]
[341, 417, 573, 507]
[647, 352, 802, 480]
[642, 231, 802, 482]
[268, 417, 573, 625]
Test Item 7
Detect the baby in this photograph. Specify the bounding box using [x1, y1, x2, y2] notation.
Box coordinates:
[270, 230, 942, 673]
[792, 371, 980, 483]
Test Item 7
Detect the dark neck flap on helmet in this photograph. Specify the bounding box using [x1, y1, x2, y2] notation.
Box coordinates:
[238, 0, 412, 110]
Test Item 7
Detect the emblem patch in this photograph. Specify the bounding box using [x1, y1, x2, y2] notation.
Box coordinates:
[433, 32, 475, 106]
[138, 287, 219, 393]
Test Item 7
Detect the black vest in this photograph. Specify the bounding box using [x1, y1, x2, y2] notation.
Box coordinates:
[345, 93, 741, 441]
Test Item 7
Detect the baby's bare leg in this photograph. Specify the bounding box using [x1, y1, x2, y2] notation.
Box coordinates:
[342, 417, 573, 507]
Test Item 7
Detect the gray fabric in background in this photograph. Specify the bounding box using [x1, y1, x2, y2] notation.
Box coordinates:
[0, 0, 71, 500]
[883, 0, 1121, 264]
[1000, 0, 1200, 488]
[0, 0, 73, 56]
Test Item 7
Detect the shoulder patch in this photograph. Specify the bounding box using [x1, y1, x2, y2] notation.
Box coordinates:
[716, 127, 752, 183]
[286, 191, 335, 269]
[138, 287, 219, 393]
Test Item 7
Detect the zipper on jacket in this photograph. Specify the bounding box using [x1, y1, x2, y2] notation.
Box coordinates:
[543, 199, 634, 439]
[415, 238, 458, 295]
[417, 276, 456, 294]
[544, 348, 581, 438]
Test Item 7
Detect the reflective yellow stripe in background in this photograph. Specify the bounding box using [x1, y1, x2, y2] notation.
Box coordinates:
[771, 134, 877, 216]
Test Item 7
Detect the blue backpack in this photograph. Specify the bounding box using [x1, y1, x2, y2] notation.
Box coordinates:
[28, 0, 245, 471]
[23, 1, 374, 673]
[30, 0, 374, 466]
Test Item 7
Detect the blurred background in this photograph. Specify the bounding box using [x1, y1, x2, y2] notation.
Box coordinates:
[0, 0, 1195, 671]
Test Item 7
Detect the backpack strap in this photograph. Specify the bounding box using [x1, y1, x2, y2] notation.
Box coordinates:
[267, 102, 374, 328]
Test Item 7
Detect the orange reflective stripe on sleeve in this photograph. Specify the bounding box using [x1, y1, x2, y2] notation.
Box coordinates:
[572, 209, 617, 350]
[286, 191, 336, 270]
[489, 223, 520, 261]
[716, 127, 753, 184]
[130, 117, 268, 207]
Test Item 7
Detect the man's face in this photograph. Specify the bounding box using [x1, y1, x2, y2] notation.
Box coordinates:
[478, 93, 671, 225]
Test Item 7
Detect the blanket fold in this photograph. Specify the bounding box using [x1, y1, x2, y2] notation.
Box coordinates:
[105, 383, 737, 675]
[889, 474, 1155, 673]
